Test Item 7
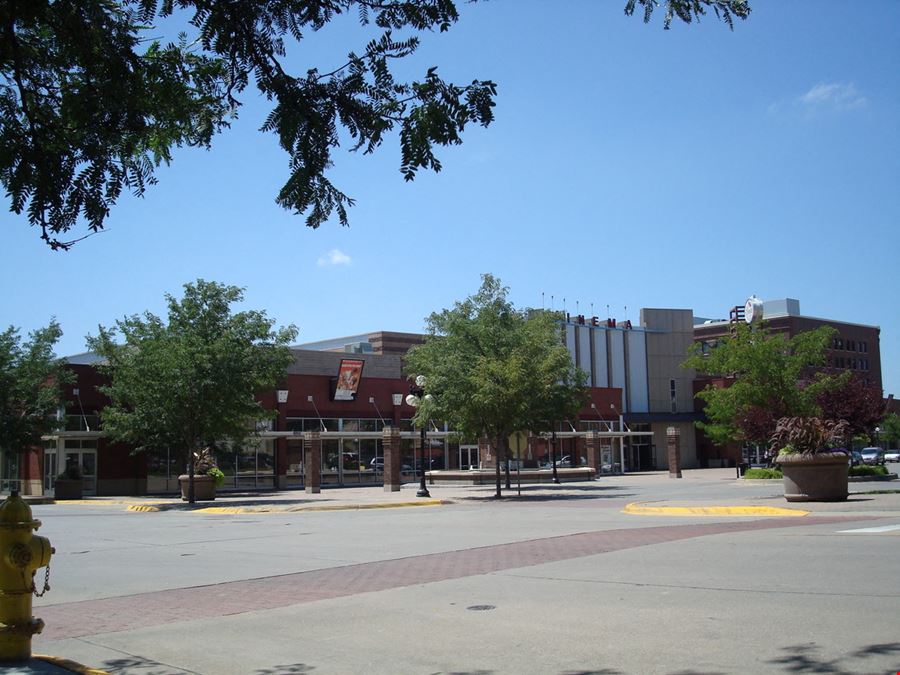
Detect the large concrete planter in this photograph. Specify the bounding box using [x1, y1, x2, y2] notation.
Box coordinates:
[178, 474, 216, 501]
[777, 451, 848, 502]
[53, 479, 83, 500]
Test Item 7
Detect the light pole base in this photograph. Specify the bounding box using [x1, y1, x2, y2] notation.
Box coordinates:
[416, 487, 431, 498]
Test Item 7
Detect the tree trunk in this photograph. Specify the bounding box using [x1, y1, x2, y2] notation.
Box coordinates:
[188, 449, 196, 504]
[493, 436, 502, 498]
[504, 441, 511, 490]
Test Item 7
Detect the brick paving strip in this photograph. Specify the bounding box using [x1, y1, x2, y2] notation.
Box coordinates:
[36, 516, 868, 641]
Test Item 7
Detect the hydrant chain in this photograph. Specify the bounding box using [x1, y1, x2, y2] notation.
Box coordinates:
[31, 564, 51, 598]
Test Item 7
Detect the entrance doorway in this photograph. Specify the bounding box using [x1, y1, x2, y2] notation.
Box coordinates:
[459, 445, 479, 470]
[46, 439, 98, 496]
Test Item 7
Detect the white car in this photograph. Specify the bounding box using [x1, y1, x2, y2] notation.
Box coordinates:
[884, 449, 900, 463]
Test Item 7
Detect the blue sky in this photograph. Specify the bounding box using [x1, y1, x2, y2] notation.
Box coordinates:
[2, 1, 898, 396]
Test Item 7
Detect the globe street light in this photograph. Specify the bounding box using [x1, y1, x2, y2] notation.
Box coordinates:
[405, 375, 433, 498]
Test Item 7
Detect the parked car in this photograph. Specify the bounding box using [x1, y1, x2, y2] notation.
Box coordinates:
[370, 457, 414, 472]
[860, 447, 885, 466]
[849, 450, 863, 467]
[883, 449, 900, 463]
[540, 455, 587, 469]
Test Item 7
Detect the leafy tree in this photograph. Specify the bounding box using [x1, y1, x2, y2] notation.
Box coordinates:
[405, 274, 586, 498]
[0, 321, 73, 462]
[86, 280, 297, 502]
[816, 374, 885, 444]
[1, 0, 749, 249]
[683, 323, 837, 446]
[879, 412, 900, 445]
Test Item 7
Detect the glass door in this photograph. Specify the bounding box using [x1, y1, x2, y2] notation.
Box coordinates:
[43, 443, 57, 493]
[62, 439, 98, 495]
[459, 445, 479, 470]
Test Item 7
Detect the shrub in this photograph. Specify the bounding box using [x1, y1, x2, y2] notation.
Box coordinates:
[57, 464, 83, 480]
[849, 465, 888, 477]
[770, 417, 849, 456]
[207, 467, 226, 487]
[744, 468, 783, 479]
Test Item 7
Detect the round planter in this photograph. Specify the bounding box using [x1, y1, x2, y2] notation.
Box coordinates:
[776, 451, 848, 502]
[178, 474, 216, 501]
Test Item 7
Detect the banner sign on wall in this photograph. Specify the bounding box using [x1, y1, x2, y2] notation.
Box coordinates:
[334, 358, 364, 401]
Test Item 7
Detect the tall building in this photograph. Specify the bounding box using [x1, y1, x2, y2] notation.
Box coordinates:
[561, 308, 699, 470]
[694, 298, 882, 390]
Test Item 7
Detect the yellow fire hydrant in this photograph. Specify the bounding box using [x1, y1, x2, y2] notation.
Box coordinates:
[0, 490, 53, 663]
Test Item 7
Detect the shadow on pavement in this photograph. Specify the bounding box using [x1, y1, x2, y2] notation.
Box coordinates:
[254, 664, 315, 674]
[458, 484, 636, 503]
[151, 496, 332, 511]
[100, 655, 189, 674]
[767, 641, 900, 673]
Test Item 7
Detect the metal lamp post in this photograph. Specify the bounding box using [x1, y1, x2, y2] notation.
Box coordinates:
[550, 427, 560, 484]
[405, 375, 433, 498]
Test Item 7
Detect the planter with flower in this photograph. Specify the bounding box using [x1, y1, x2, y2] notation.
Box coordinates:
[770, 416, 850, 502]
[178, 448, 224, 501]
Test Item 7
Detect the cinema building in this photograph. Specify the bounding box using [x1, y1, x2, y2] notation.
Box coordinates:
[3, 306, 702, 497]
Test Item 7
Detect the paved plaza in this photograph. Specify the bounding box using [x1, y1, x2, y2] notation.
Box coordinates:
[11, 469, 900, 674]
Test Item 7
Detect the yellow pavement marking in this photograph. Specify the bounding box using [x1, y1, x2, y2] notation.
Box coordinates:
[623, 502, 809, 517]
[34, 654, 110, 674]
[127, 505, 161, 512]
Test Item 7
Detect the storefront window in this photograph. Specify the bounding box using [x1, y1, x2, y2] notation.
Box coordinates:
[147, 449, 179, 478]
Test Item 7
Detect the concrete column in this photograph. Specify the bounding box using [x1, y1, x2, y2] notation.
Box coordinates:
[304, 431, 322, 493]
[382, 426, 402, 492]
[585, 431, 601, 474]
[667, 426, 682, 479]
[275, 436, 288, 490]
[574, 436, 586, 467]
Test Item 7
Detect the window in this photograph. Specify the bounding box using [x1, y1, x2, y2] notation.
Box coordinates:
[861, 341, 868, 353]
[670, 379, 677, 413]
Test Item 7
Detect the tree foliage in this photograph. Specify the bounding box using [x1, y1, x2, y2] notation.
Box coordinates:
[86, 280, 297, 478]
[1, 1, 749, 249]
[625, 0, 750, 30]
[816, 374, 885, 442]
[683, 323, 837, 445]
[880, 412, 900, 445]
[0, 321, 73, 455]
[405, 274, 586, 497]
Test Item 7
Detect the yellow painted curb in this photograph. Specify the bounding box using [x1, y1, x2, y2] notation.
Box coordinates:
[127, 504, 161, 512]
[34, 654, 110, 674]
[622, 502, 809, 517]
[192, 500, 445, 515]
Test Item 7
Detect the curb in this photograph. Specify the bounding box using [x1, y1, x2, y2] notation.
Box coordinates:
[127, 499, 447, 514]
[33, 654, 109, 674]
[622, 501, 809, 517]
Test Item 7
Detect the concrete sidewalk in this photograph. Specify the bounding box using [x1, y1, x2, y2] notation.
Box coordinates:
[46, 468, 900, 517]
